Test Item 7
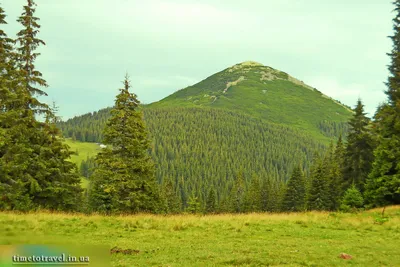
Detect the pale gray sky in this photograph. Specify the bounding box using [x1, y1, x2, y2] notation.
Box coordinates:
[2, 0, 394, 119]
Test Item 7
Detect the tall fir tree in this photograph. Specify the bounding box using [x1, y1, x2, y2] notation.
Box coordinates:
[343, 99, 374, 193]
[89, 75, 161, 214]
[1, 2, 82, 211]
[282, 165, 306, 212]
[16, 0, 48, 103]
[307, 154, 330, 211]
[326, 141, 342, 210]
[365, 1, 400, 207]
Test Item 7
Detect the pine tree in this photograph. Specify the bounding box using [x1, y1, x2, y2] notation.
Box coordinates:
[0, 5, 14, 81]
[343, 99, 374, 193]
[161, 178, 181, 213]
[187, 194, 201, 214]
[89, 75, 161, 214]
[243, 173, 262, 212]
[340, 184, 364, 212]
[229, 171, 245, 213]
[334, 135, 346, 195]
[282, 165, 306, 212]
[1, 2, 82, 211]
[365, 1, 400, 207]
[307, 154, 329, 211]
[205, 188, 216, 213]
[15, 0, 48, 108]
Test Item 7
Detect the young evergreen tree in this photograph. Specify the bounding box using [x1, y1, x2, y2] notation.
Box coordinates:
[187, 194, 202, 214]
[365, 1, 400, 207]
[243, 173, 262, 212]
[321, 141, 342, 211]
[340, 184, 364, 212]
[229, 171, 245, 213]
[205, 188, 216, 213]
[282, 165, 306, 212]
[161, 178, 181, 214]
[307, 154, 329, 211]
[89, 75, 161, 214]
[342, 99, 374, 193]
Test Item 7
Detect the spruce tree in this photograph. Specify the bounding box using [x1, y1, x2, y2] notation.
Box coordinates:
[307, 154, 329, 211]
[365, 1, 400, 207]
[282, 165, 306, 212]
[0, 5, 14, 82]
[229, 171, 245, 213]
[187, 194, 202, 214]
[89, 75, 160, 214]
[161, 178, 181, 213]
[342, 99, 374, 193]
[16, 0, 48, 105]
[340, 184, 364, 212]
[205, 188, 216, 213]
[1, 3, 82, 211]
[243, 173, 262, 212]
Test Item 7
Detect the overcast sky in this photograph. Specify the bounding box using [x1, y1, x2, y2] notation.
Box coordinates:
[2, 0, 394, 119]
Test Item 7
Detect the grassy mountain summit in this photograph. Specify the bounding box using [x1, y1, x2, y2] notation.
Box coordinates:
[150, 61, 352, 141]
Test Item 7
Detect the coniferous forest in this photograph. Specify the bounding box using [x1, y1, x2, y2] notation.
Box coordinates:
[1, 0, 399, 216]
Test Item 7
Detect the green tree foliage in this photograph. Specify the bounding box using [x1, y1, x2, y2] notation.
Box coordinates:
[205, 188, 216, 213]
[282, 165, 306, 212]
[365, 1, 400, 207]
[187, 194, 202, 214]
[59, 106, 327, 210]
[243, 173, 262, 212]
[229, 171, 246, 213]
[161, 177, 181, 214]
[80, 156, 97, 179]
[0, 2, 82, 211]
[340, 184, 364, 212]
[342, 99, 375, 193]
[307, 153, 330, 211]
[89, 75, 160, 214]
[16, 0, 48, 105]
[325, 141, 343, 211]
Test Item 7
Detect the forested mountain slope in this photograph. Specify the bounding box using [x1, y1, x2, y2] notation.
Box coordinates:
[60, 107, 326, 206]
[58, 61, 353, 206]
[150, 61, 352, 141]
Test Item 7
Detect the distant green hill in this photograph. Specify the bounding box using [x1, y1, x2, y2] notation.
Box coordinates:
[149, 61, 352, 141]
[58, 61, 353, 205]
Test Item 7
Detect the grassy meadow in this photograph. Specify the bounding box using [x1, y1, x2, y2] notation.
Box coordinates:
[64, 138, 100, 188]
[64, 138, 100, 165]
[1, 206, 399, 266]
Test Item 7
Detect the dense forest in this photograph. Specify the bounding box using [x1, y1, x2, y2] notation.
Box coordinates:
[1, 0, 399, 214]
[60, 107, 328, 209]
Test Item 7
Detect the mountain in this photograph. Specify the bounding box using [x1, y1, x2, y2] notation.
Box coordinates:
[149, 61, 352, 141]
[58, 61, 353, 208]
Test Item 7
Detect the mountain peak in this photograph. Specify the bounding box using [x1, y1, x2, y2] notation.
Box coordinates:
[237, 61, 264, 66]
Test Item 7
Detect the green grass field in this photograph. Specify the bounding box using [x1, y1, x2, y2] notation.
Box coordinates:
[1, 207, 399, 266]
[64, 139, 100, 188]
[64, 138, 100, 165]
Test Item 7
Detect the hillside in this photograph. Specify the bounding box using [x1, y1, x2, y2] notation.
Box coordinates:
[58, 61, 353, 207]
[60, 108, 326, 207]
[149, 61, 352, 140]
